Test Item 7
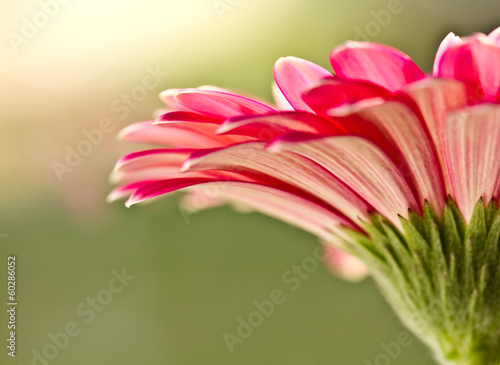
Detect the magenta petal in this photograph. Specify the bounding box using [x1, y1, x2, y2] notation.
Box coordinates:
[270, 135, 420, 228]
[111, 167, 203, 185]
[273, 57, 333, 112]
[111, 149, 193, 183]
[272, 83, 294, 110]
[110, 148, 250, 185]
[356, 100, 445, 214]
[155, 111, 222, 124]
[182, 141, 371, 225]
[321, 244, 368, 281]
[488, 27, 500, 45]
[118, 121, 230, 148]
[180, 190, 226, 212]
[329, 42, 425, 92]
[437, 43, 500, 102]
[404, 77, 467, 196]
[302, 79, 393, 116]
[159, 89, 191, 111]
[115, 149, 194, 170]
[461, 32, 493, 45]
[107, 180, 157, 202]
[128, 178, 354, 239]
[117, 121, 185, 146]
[217, 111, 343, 140]
[126, 177, 214, 207]
[432, 32, 462, 76]
[186, 180, 356, 240]
[174, 89, 276, 119]
[154, 113, 250, 145]
[445, 104, 500, 223]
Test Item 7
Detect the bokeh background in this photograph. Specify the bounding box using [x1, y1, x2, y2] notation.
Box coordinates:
[1, 0, 500, 364]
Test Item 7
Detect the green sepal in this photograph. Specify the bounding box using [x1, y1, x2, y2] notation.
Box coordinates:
[340, 199, 500, 365]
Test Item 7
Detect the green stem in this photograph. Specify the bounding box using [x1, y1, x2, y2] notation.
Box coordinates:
[436, 341, 500, 365]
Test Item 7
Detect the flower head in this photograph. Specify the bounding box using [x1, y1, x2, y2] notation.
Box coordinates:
[110, 27, 500, 364]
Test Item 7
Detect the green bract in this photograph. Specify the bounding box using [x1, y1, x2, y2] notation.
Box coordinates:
[340, 199, 500, 365]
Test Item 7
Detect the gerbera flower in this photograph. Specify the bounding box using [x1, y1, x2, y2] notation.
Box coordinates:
[110, 28, 500, 364]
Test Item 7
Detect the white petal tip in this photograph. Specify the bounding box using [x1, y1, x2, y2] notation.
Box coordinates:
[264, 140, 280, 153]
[215, 122, 231, 134]
[159, 89, 179, 98]
[327, 98, 385, 117]
[124, 199, 135, 208]
[106, 192, 122, 204]
[116, 128, 129, 141]
[108, 172, 120, 184]
[179, 159, 193, 173]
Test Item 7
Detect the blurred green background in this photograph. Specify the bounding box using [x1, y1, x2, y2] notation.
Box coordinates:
[1, 0, 500, 364]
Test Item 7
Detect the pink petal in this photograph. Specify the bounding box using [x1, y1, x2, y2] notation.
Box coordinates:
[125, 177, 354, 239]
[159, 89, 191, 111]
[436, 42, 500, 102]
[181, 180, 355, 240]
[182, 141, 371, 226]
[217, 111, 343, 140]
[404, 77, 467, 196]
[319, 102, 397, 152]
[292, 101, 399, 161]
[180, 190, 226, 212]
[111, 167, 200, 185]
[160, 86, 260, 111]
[154, 112, 250, 145]
[113, 168, 227, 187]
[355, 100, 445, 214]
[111, 148, 253, 185]
[302, 78, 393, 116]
[329, 42, 425, 93]
[111, 149, 194, 184]
[269, 135, 420, 228]
[273, 56, 333, 112]
[444, 104, 500, 223]
[272, 82, 294, 111]
[114, 149, 194, 171]
[488, 27, 500, 45]
[107, 180, 156, 202]
[432, 32, 462, 76]
[174, 89, 276, 119]
[321, 244, 368, 281]
[198, 85, 278, 107]
[461, 32, 494, 45]
[126, 177, 213, 207]
[155, 111, 222, 124]
[196, 85, 234, 92]
[118, 121, 234, 148]
[326, 98, 386, 118]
